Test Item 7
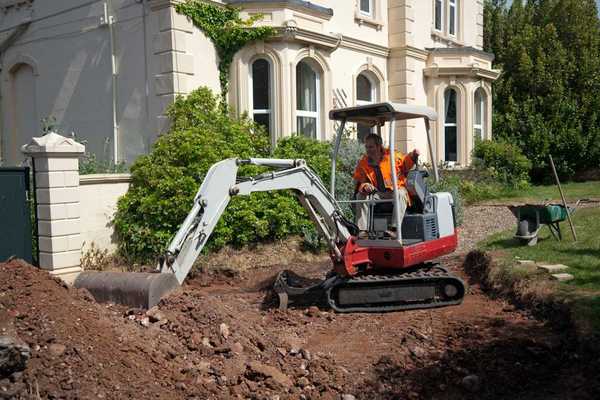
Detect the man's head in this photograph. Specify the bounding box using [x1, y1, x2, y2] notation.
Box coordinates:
[364, 133, 383, 162]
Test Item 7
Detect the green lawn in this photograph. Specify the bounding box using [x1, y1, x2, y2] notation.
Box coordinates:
[483, 207, 600, 290]
[487, 181, 600, 204]
[481, 206, 600, 333]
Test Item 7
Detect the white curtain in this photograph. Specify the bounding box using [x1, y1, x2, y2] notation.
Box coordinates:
[296, 62, 317, 112]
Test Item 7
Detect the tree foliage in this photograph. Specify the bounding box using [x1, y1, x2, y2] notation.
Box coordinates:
[484, 0, 600, 181]
[175, 0, 276, 112]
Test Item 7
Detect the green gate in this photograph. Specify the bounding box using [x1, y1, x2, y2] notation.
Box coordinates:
[0, 167, 33, 263]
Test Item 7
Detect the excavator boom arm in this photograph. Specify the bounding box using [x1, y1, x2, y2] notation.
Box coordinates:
[159, 158, 351, 284]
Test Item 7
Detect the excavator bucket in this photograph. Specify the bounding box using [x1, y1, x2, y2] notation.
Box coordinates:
[73, 271, 180, 309]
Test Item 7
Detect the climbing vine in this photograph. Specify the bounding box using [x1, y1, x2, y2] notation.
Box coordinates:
[176, 0, 276, 112]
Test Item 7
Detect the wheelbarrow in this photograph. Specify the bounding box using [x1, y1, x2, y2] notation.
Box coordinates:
[508, 202, 578, 246]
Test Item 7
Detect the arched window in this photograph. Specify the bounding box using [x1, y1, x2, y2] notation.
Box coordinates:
[251, 58, 271, 134]
[296, 60, 320, 139]
[473, 87, 486, 141]
[444, 88, 458, 162]
[356, 73, 377, 142]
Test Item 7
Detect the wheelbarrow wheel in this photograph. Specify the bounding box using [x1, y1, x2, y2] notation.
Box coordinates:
[516, 219, 538, 246]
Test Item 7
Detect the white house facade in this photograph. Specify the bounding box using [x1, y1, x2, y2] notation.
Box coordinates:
[0, 0, 499, 166]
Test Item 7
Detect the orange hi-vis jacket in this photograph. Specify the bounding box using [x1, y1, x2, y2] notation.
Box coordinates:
[353, 149, 415, 193]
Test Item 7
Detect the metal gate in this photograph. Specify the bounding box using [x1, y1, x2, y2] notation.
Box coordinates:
[0, 167, 33, 263]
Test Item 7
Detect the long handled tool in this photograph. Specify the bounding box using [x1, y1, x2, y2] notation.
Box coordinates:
[549, 155, 577, 242]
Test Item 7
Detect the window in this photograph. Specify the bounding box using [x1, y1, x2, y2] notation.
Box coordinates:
[433, 0, 458, 38]
[473, 88, 486, 141]
[359, 0, 373, 17]
[296, 60, 320, 139]
[356, 73, 376, 142]
[434, 0, 443, 31]
[251, 59, 271, 134]
[448, 0, 457, 36]
[444, 88, 458, 162]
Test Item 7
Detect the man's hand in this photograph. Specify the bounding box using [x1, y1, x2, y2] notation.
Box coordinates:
[359, 182, 376, 194]
[411, 148, 420, 163]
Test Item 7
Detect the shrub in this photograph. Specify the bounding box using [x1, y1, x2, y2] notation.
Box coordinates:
[113, 88, 336, 263]
[114, 88, 273, 262]
[472, 139, 532, 188]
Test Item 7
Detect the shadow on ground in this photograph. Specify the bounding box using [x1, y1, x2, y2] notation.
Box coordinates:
[352, 317, 600, 400]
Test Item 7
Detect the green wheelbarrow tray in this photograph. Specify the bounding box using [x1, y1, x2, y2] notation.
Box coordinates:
[508, 203, 577, 246]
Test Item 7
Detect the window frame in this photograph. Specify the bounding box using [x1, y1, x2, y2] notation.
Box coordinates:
[249, 57, 273, 135]
[473, 87, 485, 141]
[434, 0, 443, 32]
[443, 88, 459, 163]
[359, 0, 374, 18]
[355, 72, 378, 141]
[448, 0, 457, 37]
[295, 60, 321, 139]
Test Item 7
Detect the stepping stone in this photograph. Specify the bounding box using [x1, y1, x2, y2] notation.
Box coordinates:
[551, 273, 574, 282]
[538, 264, 569, 273]
[516, 260, 536, 266]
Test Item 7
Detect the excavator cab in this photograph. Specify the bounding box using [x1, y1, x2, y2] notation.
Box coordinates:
[328, 102, 442, 246]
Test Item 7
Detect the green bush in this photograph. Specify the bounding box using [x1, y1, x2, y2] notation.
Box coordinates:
[113, 88, 336, 263]
[114, 88, 272, 262]
[472, 139, 532, 188]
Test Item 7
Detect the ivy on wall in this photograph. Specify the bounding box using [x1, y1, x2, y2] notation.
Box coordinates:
[175, 0, 276, 112]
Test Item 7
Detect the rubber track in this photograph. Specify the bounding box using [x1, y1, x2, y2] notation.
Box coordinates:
[326, 266, 465, 313]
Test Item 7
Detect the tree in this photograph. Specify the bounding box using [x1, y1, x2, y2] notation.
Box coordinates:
[484, 0, 600, 181]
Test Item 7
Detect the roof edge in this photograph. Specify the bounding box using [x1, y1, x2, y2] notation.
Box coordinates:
[225, 0, 333, 17]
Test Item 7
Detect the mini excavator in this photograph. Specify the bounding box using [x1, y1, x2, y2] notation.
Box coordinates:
[75, 103, 465, 312]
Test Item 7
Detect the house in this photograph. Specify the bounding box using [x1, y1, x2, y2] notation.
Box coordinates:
[0, 0, 499, 167]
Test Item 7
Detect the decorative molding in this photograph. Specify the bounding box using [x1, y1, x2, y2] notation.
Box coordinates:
[426, 46, 495, 61]
[390, 46, 429, 62]
[423, 66, 500, 81]
[79, 174, 132, 185]
[226, 0, 333, 19]
[3, 53, 39, 80]
[340, 35, 390, 57]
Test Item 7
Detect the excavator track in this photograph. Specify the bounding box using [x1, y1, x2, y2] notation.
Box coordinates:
[326, 265, 465, 313]
[274, 265, 465, 313]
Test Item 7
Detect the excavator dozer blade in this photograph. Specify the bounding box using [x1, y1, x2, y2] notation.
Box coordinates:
[74, 271, 180, 309]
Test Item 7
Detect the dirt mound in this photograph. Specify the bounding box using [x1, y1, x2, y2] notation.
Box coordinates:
[1, 258, 600, 399]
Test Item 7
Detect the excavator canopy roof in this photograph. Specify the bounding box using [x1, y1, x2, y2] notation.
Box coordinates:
[329, 102, 438, 125]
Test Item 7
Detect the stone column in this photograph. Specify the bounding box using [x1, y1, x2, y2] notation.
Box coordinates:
[21, 132, 85, 284]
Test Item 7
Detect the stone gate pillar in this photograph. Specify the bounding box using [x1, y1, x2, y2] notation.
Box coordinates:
[21, 132, 85, 284]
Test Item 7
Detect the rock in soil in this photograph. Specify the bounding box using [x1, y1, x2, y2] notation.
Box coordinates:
[47, 343, 66, 357]
[246, 361, 293, 389]
[0, 336, 30, 377]
[219, 323, 230, 339]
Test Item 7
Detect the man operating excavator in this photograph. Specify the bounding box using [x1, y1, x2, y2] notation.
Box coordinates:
[353, 133, 420, 239]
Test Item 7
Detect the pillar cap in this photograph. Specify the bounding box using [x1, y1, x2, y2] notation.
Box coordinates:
[21, 132, 85, 157]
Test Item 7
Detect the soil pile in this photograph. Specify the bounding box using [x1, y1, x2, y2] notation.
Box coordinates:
[1, 257, 599, 399]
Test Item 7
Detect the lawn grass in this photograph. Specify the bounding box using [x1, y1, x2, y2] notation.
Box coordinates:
[480, 206, 600, 335]
[483, 181, 600, 204]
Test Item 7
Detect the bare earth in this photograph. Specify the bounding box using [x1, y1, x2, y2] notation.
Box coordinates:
[1, 205, 599, 399]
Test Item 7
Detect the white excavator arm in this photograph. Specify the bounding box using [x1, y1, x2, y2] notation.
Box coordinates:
[158, 158, 353, 284]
